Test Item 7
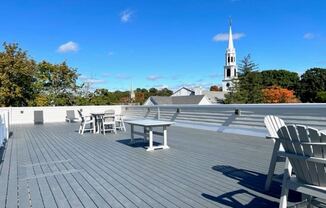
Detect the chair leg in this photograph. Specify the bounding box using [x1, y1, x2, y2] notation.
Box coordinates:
[122, 121, 126, 132]
[81, 122, 86, 135]
[102, 123, 106, 135]
[265, 139, 281, 191]
[279, 158, 291, 208]
[79, 122, 83, 134]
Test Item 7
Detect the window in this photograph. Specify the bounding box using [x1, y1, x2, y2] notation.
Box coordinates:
[226, 83, 230, 87]
[227, 68, 231, 77]
[228, 57, 230, 63]
[231, 57, 233, 62]
[234, 68, 237, 77]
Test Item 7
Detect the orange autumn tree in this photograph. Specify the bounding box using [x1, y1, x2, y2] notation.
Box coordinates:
[262, 85, 299, 103]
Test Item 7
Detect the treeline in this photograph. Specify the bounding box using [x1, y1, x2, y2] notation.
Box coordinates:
[225, 55, 326, 103]
[0, 43, 171, 107]
[1, 43, 325, 106]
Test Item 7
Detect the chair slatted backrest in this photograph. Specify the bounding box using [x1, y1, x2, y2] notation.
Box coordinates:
[278, 125, 326, 186]
[66, 110, 76, 120]
[77, 110, 85, 122]
[264, 115, 286, 138]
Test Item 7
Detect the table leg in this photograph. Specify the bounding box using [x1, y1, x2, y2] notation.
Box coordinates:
[146, 127, 154, 151]
[162, 126, 169, 149]
[143, 127, 147, 141]
[129, 125, 134, 144]
[97, 117, 100, 134]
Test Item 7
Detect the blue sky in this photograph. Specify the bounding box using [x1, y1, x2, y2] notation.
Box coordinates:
[0, 0, 325, 91]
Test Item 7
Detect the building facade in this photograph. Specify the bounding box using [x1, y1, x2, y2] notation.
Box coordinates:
[222, 20, 238, 92]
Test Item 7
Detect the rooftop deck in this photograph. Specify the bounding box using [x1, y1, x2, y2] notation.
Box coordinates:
[0, 123, 294, 207]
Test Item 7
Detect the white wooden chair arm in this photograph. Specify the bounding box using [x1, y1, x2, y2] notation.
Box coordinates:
[278, 152, 326, 164]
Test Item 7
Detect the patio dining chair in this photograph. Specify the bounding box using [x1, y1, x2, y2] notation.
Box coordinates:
[264, 115, 292, 191]
[277, 125, 326, 208]
[115, 114, 126, 132]
[65, 110, 79, 123]
[78, 110, 94, 135]
[102, 111, 116, 135]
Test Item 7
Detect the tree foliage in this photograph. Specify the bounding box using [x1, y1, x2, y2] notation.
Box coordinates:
[261, 70, 299, 90]
[33, 61, 79, 106]
[209, 85, 222, 91]
[262, 85, 298, 103]
[298, 68, 326, 102]
[0, 43, 36, 106]
[225, 55, 263, 103]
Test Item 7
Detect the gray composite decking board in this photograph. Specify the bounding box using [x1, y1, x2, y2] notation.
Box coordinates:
[47, 128, 214, 206]
[34, 128, 148, 207]
[0, 123, 285, 208]
[63, 126, 280, 206]
[37, 128, 149, 208]
[42, 124, 278, 206]
[33, 133, 98, 208]
[27, 130, 84, 208]
[42, 127, 194, 208]
[39, 123, 278, 206]
[0, 130, 14, 207]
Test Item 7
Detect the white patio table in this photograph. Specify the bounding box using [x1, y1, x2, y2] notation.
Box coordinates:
[124, 120, 175, 151]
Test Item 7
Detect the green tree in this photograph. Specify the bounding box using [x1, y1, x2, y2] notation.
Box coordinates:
[261, 69, 299, 90]
[35, 61, 79, 105]
[0, 43, 37, 106]
[238, 54, 258, 76]
[316, 91, 326, 102]
[225, 55, 263, 103]
[298, 68, 326, 102]
[157, 88, 173, 96]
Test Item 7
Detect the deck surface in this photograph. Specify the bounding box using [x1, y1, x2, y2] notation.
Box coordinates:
[0, 122, 288, 208]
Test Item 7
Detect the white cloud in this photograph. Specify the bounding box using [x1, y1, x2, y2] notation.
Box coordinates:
[147, 75, 162, 81]
[102, 73, 111, 77]
[120, 9, 133, 23]
[303, 33, 315, 40]
[79, 75, 105, 84]
[212, 33, 245, 42]
[116, 73, 132, 80]
[57, 41, 79, 53]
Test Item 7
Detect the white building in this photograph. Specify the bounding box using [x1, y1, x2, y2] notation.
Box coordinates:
[222, 20, 238, 92]
[171, 87, 195, 97]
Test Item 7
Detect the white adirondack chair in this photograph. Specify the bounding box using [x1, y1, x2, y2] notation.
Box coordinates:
[77, 110, 94, 135]
[277, 125, 326, 208]
[264, 115, 292, 191]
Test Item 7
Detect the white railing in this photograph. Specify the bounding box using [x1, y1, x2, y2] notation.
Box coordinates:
[0, 110, 9, 146]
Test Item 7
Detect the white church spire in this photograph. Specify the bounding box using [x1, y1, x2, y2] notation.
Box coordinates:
[222, 18, 238, 92]
[227, 18, 234, 50]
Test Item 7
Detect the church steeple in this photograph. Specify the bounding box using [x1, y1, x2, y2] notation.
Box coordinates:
[222, 18, 238, 92]
[227, 18, 234, 50]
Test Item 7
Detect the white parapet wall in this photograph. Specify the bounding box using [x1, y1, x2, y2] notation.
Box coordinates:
[0, 105, 122, 125]
[122, 103, 326, 137]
